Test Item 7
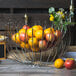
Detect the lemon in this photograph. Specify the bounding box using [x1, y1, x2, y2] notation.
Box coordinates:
[27, 28, 35, 37]
[54, 58, 64, 69]
[28, 37, 38, 47]
[35, 30, 44, 40]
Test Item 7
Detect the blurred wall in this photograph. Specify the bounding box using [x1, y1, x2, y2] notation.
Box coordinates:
[0, 0, 76, 45]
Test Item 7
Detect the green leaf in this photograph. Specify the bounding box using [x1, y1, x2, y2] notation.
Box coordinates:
[64, 22, 76, 26]
[63, 24, 67, 32]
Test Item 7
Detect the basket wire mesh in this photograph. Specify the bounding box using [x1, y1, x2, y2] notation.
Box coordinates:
[6, 14, 71, 66]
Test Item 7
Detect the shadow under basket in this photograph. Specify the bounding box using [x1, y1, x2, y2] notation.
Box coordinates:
[7, 28, 71, 66]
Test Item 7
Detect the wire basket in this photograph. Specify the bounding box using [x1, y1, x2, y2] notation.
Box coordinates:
[6, 15, 71, 66]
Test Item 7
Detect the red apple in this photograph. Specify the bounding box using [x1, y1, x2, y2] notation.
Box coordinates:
[19, 33, 28, 42]
[39, 40, 47, 49]
[22, 25, 30, 30]
[54, 30, 62, 39]
[46, 33, 55, 42]
[64, 58, 75, 69]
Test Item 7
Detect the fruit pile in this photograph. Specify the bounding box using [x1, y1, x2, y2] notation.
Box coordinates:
[54, 58, 76, 69]
[12, 25, 62, 52]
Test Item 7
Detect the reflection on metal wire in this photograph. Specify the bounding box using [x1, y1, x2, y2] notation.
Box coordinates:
[6, 15, 71, 66]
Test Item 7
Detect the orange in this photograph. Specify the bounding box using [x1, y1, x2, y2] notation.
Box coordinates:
[11, 34, 16, 42]
[28, 37, 38, 47]
[19, 29, 26, 34]
[25, 43, 29, 49]
[15, 33, 21, 43]
[32, 25, 43, 31]
[44, 28, 54, 36]
[31, 47, 39, 52]
[38, 25, 43, 30]
[54, 58, 64, 69]
[35, 30, 44, 40]
[20, 42, 29, 49]
[27, 28, 35, 37]
[51, 28, 54, 33]
[12, 33, 21, 43]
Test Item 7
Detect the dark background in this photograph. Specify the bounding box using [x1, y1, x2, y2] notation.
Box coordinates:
[0, 45, 4, 58]
[0, 0, 75, 45]
[70, 0, 76, 45]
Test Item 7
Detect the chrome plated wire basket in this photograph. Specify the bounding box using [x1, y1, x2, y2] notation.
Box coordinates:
[6, 15, 71, 65]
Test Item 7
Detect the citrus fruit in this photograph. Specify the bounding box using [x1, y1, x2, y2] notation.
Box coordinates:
[20, 42, 29, 49]
[35, 30, 44, 40]
[31, 47, 39, 52]
[54, 58, 64, 69]
[13, 33, 21, 43]
[11, 34, 16, 42]
[32, 25, 43, 31]
[38, 25, 43, 30]
[27, 28, 35, 37]
[19, 29, 26, 34]
[28, 37, 38, 47]
[15, 33, 21, 43]
[25, 43, 29, 49]
[44, 28, 54, 36]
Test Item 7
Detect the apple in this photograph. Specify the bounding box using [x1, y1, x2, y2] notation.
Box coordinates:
[39, 40, 47, 49]
[54, 30, 62, 39]
[45, 33, 55, 42]
[19, 33, 28, 42]
[64, 58, 75, 69]
[22, 25, 30, 30]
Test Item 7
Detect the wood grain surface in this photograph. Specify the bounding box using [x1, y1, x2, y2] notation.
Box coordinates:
[0, 59, 76, 76]
[0, 0, 70, 8]
[67, 46, 76, 52]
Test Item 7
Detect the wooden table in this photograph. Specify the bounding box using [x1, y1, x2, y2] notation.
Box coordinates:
[0, 46, 76, 76]
[0, 59, 76, 76]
